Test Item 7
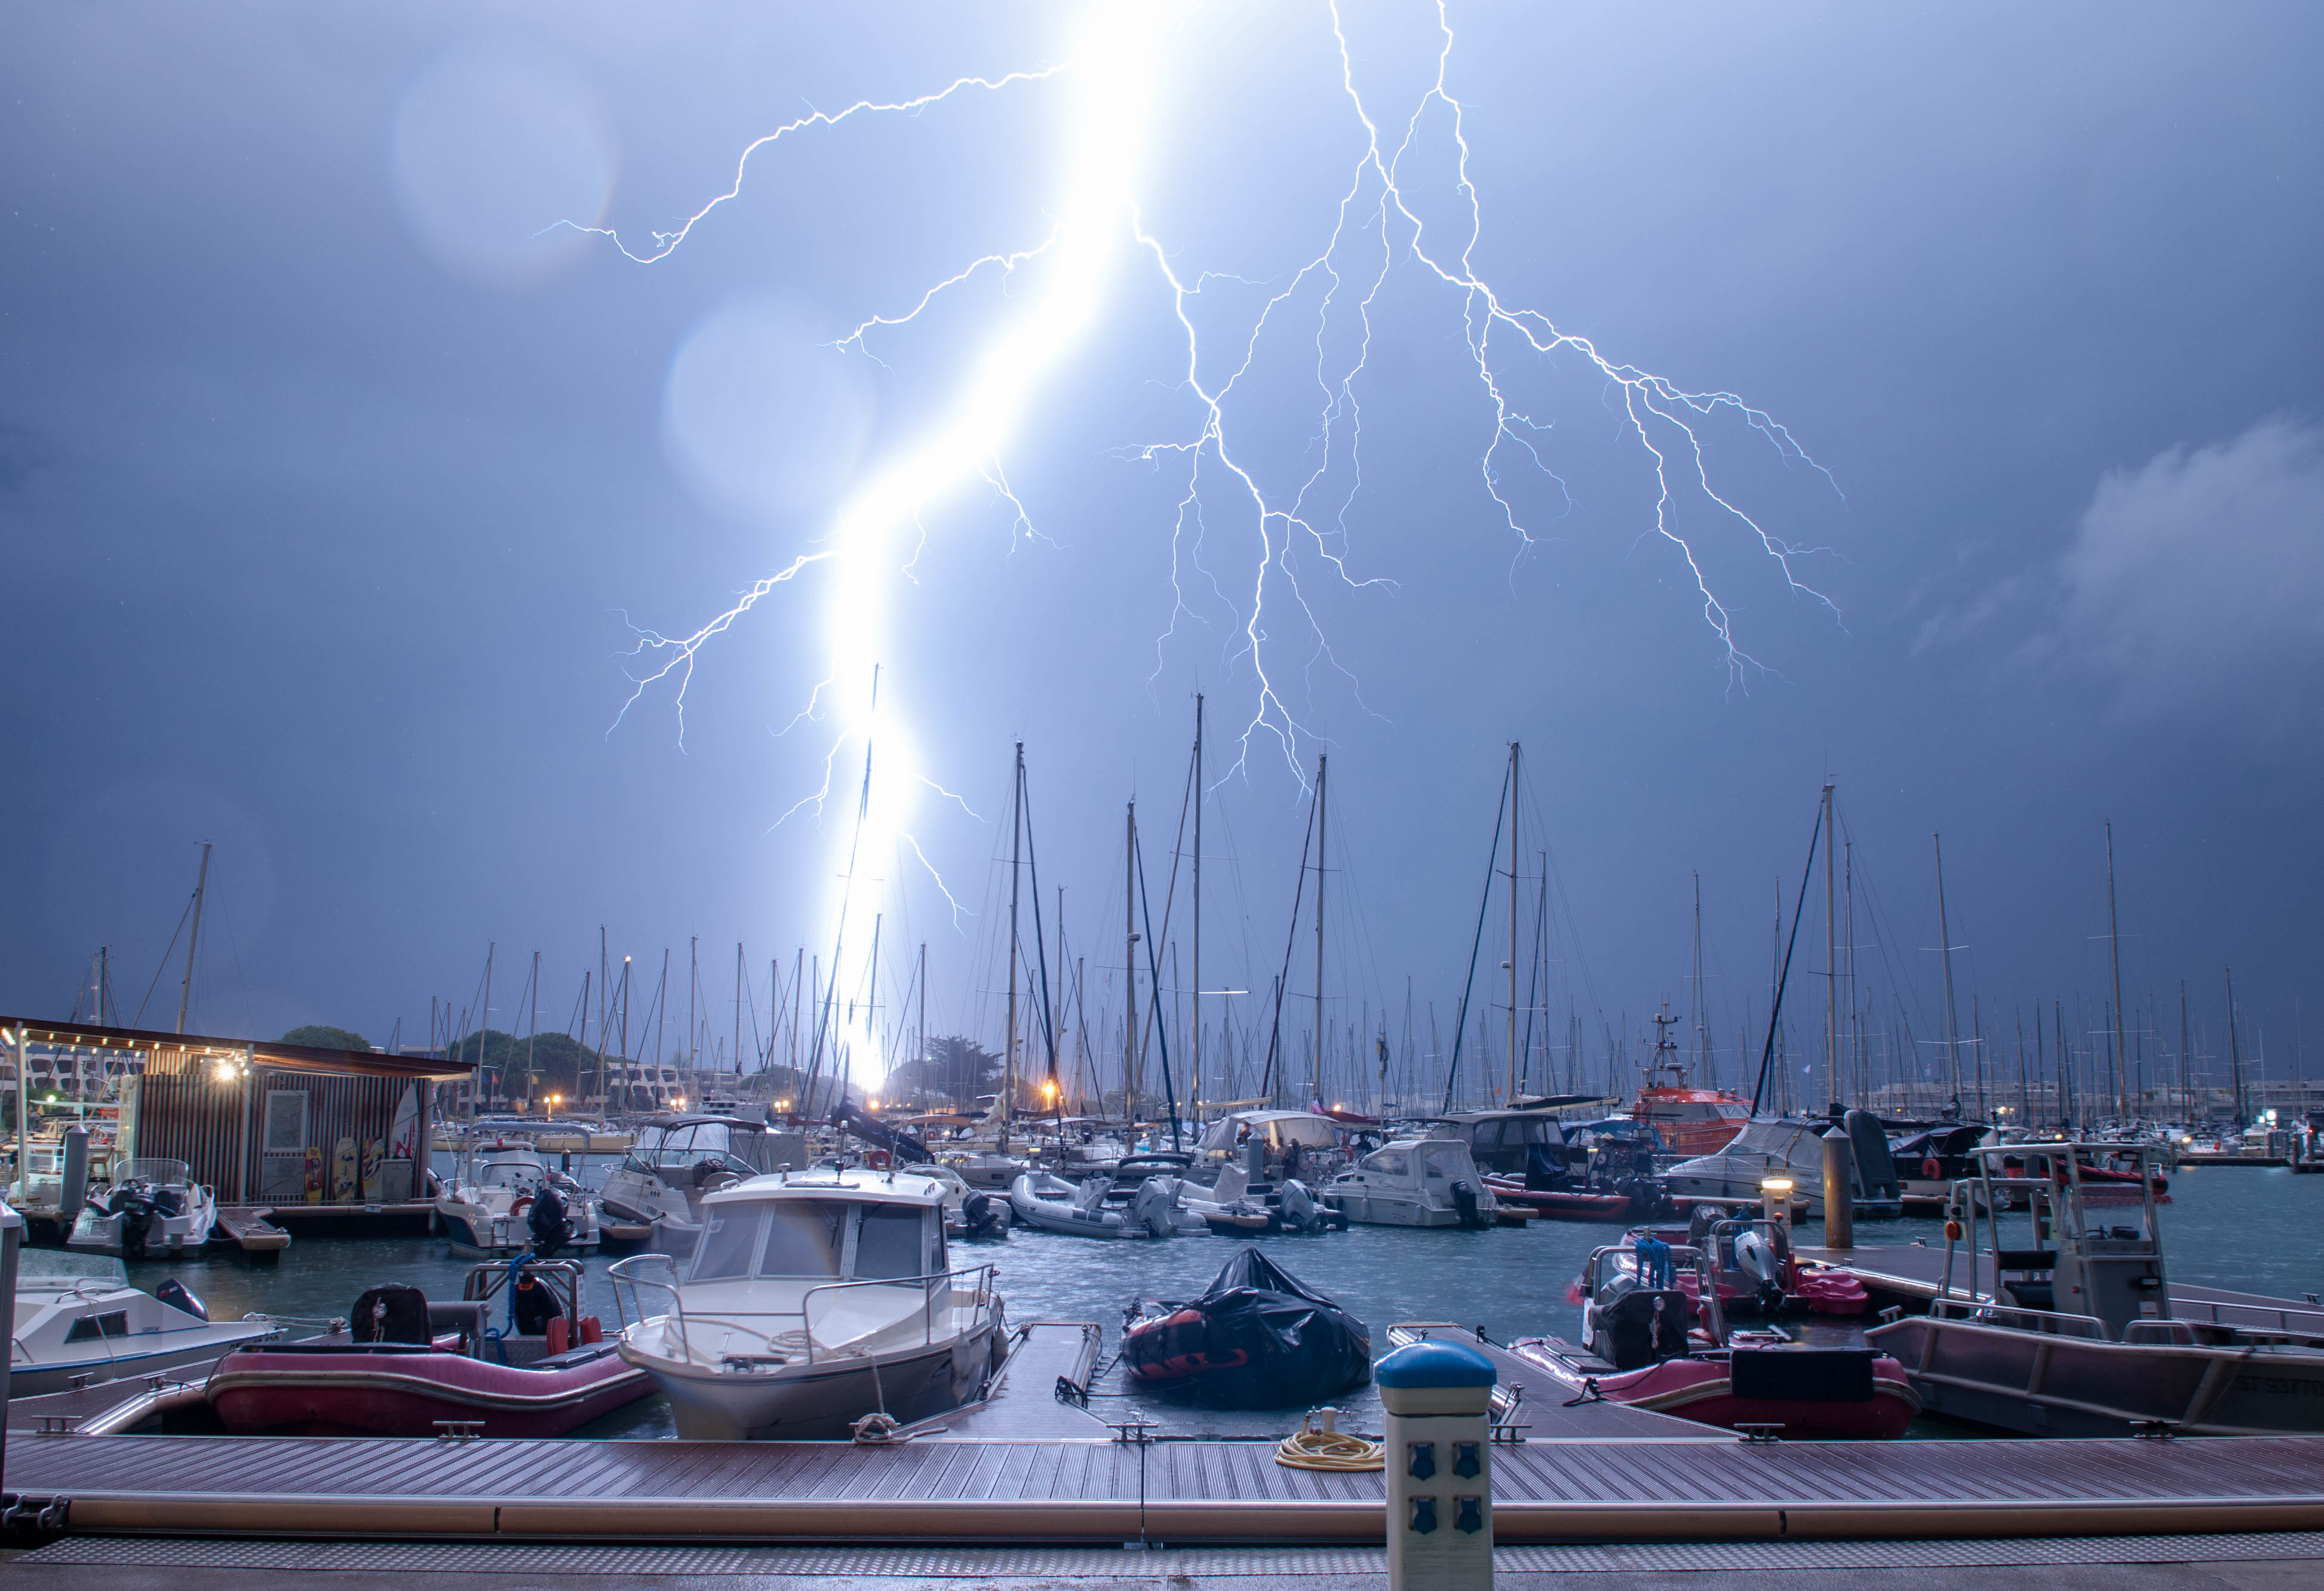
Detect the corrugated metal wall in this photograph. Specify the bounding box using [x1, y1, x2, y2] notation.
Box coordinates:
[136, 1049, 417, 1203]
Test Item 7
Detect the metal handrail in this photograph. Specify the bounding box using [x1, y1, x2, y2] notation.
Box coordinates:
[1929, 1294, 2108, 1338]
[2182, 1298, 2324, 1336]
[609, 1254, 997, 1370]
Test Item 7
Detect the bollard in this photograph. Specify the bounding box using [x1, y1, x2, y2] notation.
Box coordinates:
[60, 1125, 89, 1228]
[1821, 1127, 1855, 1249]
[1377, 1338, 1496, 1591]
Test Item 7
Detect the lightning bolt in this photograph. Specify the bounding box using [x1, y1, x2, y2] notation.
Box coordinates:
[592, 2, 1838, 1083]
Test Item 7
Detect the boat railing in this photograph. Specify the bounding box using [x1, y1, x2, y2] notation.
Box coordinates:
[1928, 1294, 2108, 1338]
[608, 1255, 997, 1369]
[2173, 1297, 2324, 1337]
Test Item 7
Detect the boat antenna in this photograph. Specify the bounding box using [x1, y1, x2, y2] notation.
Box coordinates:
[1748, 795, 1824, 1116]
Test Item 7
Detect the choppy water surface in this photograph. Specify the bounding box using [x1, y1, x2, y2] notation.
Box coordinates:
[107, 1157, 2324, 1439]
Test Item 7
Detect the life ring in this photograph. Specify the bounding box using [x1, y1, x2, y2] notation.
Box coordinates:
[865, 1149, 892, 1169]
[510, 1194, 535, 1223]
[1921, 1157, 1941, 1182]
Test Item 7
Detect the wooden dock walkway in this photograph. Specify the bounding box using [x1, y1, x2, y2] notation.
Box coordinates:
[10, 1427, 2323, 1543]
[212, 1206, 290, 1258]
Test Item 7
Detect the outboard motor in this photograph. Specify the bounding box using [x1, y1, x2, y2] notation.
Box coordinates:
[1131, 1176, 1178, 1239]
[1278, 1178, 1319, 1234]
[351, 1283, 432, 1344]
[1449, 1179, 1487, 1230]
[1590, 1275, 1697, 1371]
[510, 1269, 570, 1337]
[107, 1181, 158, 1259]
[961, 1190, 1004, 1240]
[154, 1277, 208, 1322]
[527, 1184, 575, 1256]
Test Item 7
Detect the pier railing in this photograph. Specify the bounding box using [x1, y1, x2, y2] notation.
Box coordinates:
[607, 1254, 996, 1369]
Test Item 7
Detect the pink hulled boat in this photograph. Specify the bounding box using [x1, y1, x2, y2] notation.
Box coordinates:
[1481, 1176, 1634, 1222]
[1510, 1335, 1919, 1439]
[208, 1261, 653, 1438]
[1538, 1236, 1918, 1439]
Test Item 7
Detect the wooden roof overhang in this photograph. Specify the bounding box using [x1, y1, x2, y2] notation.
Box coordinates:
[0, 1017, 474, 1082]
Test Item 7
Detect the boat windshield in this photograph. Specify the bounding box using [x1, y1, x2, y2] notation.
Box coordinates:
[1419, 1145, 1469, 1181]
[634, 1121, 778, 1177]
[757, 1203, 846, 1279]
[1726, 1120, 1809, 1157]
[477, 1158, 543, 1190]
[1363, 1149, 1409, 1177]
[853, 1204, 926, 1280]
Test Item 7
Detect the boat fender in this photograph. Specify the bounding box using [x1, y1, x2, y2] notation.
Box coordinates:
[545, 1315, 570, 1354]
[1921, 1158, 1941, 1182]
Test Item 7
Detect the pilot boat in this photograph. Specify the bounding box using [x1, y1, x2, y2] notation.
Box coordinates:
[1321, 1136, 1498, 1228]
[1867, 1142, 2324, 1436]
[1629, 1005, 1752, 1156]
[610, 1167, 1006, 1440]
[9, 1250, 277, 1396]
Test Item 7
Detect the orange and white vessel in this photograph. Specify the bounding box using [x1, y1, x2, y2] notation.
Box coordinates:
[1631, 1006, 1750, 1158]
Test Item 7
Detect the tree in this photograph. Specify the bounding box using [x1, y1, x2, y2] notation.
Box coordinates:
[283, 1024, 372, 1052]
[885, 1035, 1003, 1109]
[447, 1029, 603, 1103]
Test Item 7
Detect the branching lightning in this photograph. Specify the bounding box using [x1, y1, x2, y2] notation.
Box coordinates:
[589, 1, 1840, 1080]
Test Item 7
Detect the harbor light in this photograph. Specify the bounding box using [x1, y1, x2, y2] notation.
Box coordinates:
[1760, 1175, 1793, 1196]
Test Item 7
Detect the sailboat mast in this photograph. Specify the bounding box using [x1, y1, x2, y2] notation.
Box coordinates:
[1005, 743, 1023, 1149]
[1124, 798, 1139, 1119]
[918, 942, 927, 1097]
[1691, 872, 1704, 1085]
[688, 939, 699, 1065]
[735, 941, 744, 1078]
[2225, 965, 2244, 1125]
[1192, 694, 1202, 1125]
[175, 841, 213, 1035]
[1823, 783, 1837, 1115]
[527, 951, 540, 1106]
[1507, 743, 1521, 1104]
[1313, 755, 1328, 1108]
[1934, 833, 1962, 1112]
[2105, 821, 2129, 1123]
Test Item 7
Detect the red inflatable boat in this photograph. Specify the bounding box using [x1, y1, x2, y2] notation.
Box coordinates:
[207, 1338, 652, 1437]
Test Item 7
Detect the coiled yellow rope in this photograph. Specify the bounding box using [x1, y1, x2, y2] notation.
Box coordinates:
[1274, 1415, 1384, 1471]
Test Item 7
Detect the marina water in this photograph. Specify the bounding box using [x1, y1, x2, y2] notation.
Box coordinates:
[98, 1157, 2324, 1440]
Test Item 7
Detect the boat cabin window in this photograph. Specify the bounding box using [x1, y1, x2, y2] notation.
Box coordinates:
[854, 1204, 931, 1281]
[691, 1208, 763, 1281]
[64, 1310, 130, 1343]
[1420, 1146, 1466, 1181]
[1363, 1149, 1409, 1177]
[757, 1203, 847, 1279]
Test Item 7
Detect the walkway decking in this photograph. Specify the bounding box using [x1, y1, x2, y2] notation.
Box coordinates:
[11, 1428, 2322, 1543]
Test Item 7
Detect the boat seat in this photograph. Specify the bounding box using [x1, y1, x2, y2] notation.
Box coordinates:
[1996, 1248, 2057, 1271]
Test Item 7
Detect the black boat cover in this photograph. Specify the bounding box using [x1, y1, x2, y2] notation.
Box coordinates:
[1122, 1246, 1371, 1408]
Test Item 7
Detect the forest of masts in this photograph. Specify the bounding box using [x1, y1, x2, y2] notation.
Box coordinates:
[400, 731, 2298, 1130]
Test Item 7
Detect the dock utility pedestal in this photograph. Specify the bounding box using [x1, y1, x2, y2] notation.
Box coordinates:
[1377, 1337, 1495, 1591]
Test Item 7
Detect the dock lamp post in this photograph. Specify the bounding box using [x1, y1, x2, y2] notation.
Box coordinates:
[1760, 1173, 1795, 1244]
[1376, 1338, 1497, 1591]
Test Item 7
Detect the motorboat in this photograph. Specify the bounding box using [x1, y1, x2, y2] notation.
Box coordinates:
[432, 1147, 601, 1255]
[1180, 1163, 1344, 1235]
[1121, 1247, 1371, 1407]
[1193, 1109, 1347, 1184]
[1321, 1136, 1497, 1228]
[939, 1147, 1031, 1193]
[1629, 1006, 1752, 1156]
[67, 1157, 217, 1258]
[1867, 1142, 2324, 1436]
[1524, 1237, 1918, 1438]
[8, 1250, 277, 1396]
[1006, 1169, 1193, 1237]
[207, 1260, 651, 1437]
[596, 1113, 801, 1253]
[1663, 1113, 1912, 1219]
[610, 1167, 1006, 1440]
[1482, 1178, 1634, 1221]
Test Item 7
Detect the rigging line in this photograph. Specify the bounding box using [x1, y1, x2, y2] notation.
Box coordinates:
[1021, 760, 1058, 1075]
[806, 666, 882, 1106]
[131, 891, 199, 1030]
[1750, 798, 1825, 1116]
[1132, 826, 1182, 1149]
[1260, 773, 1321, 1104]
[1443, 753, 1515, 1113]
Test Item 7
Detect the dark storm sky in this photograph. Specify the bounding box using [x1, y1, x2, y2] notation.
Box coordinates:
[4, 3, 2319, 1096]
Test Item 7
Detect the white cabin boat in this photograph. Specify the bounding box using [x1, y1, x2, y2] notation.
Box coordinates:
[66, 1158, 216, 1258]
[1663, 1117, 1828, 1215]
[609, 1168, 1005, 1440]
[1321, 1136, 1498, 1228]
[597, 1114, 800, 1253]
[433, 1148, 600, 1255]
[10, 1251, 277, 1396]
